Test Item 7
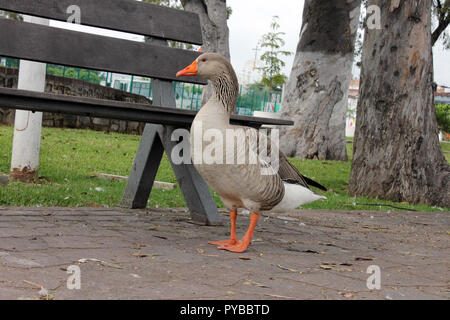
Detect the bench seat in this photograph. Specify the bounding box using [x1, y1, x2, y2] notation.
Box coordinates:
[0, 87, 293, 128]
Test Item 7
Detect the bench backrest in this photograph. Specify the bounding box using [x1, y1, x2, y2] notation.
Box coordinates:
[0, 0, 206, 85]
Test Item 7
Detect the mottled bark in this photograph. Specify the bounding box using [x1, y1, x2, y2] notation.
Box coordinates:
[349, 0, 450, 208]
[181, 0, 230, 104]
[279, 0, 361, 161]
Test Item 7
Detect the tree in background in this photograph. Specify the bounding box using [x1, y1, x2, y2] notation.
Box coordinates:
[279, 0, 361, 161]
[258, 16, 292, 90]
[436, 104, 450, 134]
[432, 0, 450, 47]
[180, 0, 231, 104]
[349, 0, 449, 207]
[141, 1, 232, 105]
[355, 0, 449, 67]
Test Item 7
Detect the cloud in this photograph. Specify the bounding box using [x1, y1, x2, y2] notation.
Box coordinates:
[228, 0, 450, 87]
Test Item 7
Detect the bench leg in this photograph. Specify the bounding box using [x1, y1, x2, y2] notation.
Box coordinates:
[157, 125, 222, 225]
[120, 123, 222, 226]
[119, 124, 164, 209]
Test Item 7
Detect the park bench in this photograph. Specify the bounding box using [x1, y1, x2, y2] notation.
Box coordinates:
[0, 0, 293, 225]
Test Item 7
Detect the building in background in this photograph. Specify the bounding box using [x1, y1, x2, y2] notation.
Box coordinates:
[237, 59, 263, 87]
[435, 85, 450, 105]
[346, 77, 359, 138]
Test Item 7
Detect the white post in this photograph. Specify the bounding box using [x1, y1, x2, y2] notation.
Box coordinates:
[10, 16, 49, 182]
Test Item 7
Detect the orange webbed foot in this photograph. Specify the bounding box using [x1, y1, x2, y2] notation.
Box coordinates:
[218, 213, 259, 253]
[218, 240, 251, 253]
[209, 211, 238, 247]
[208, 238, 239, 246]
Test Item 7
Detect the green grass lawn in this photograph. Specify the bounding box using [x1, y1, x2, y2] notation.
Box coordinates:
[442, 140, 450, 163]
[0, 125, 448, 212]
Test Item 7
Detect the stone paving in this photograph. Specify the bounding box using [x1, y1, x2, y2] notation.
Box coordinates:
[0, 207, 448, 300]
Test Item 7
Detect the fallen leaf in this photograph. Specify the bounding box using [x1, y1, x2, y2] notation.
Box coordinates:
[264, 293, 297, 299]
[277, 264, 301, 273]
[320, 264, 352, 272]
[100, 261, 122, 269]
[362, 225, 389, 230]
[320, 265, 333, 270]
[197, 248, 205, 254]
[132, 252, 148, 258]
[238, 256, 251, 260]
[78, 258, 101, 263]
[244, 279, 270, 288]
[303, 250, 320, 254]
[355, 257, 373, 261]
[23, 280, 43, 289]
[343, 292, 353, 299]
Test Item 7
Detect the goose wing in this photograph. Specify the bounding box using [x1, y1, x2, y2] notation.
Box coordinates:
[261, 130, 328, 192]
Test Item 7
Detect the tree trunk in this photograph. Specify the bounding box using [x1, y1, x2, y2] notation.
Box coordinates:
[279, 0, 361, 161]
[349, 0, 450, 208]
[181, 0, 230, 104]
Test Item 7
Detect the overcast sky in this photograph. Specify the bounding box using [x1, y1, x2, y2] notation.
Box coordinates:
[227, 0, 450, 87]
[51, 0, 450, 87]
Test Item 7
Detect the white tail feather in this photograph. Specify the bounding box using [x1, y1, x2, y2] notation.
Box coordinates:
[271, 182, 326, 212]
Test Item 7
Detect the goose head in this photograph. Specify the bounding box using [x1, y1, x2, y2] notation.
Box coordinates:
[176, 52, 233, 81]
[176, 53, 239, 114]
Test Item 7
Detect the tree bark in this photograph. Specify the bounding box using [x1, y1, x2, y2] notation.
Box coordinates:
[279, 0, 361, 161]
[181, 0, 230, 104]
[349, 0, 450, 208]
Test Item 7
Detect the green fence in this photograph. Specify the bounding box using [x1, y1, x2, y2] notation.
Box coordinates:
[46, 64, 104, 84]
[173, 83, 282, 116]
[1, 57, 104, 85]
[237, 85, 282, 115]
[1, 57, 282, 116]
[2, 57, 19, 69]
[174, 82, 203, 111]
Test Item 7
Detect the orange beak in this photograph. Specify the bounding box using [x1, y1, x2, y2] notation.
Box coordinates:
[176, 60, 198, 77]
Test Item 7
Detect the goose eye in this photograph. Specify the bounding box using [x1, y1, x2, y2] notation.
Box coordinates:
[201, 58, 207, 62]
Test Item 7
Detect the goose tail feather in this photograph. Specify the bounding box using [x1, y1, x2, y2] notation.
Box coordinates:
[271, 182, 326, 212]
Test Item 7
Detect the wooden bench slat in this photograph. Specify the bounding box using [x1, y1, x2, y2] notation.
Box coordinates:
[0, 0, 203, 44]
[0, 87, 294, 127]
[0, 18, 207, 85]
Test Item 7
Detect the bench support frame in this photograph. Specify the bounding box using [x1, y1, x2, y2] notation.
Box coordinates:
[119, 42, 222, 225]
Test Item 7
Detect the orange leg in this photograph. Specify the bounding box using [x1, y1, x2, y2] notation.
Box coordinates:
[219, 213, 259, 253]
[209, 211, 239, 246]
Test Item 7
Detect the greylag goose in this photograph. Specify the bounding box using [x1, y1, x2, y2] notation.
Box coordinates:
[176, 53, 327, 253]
